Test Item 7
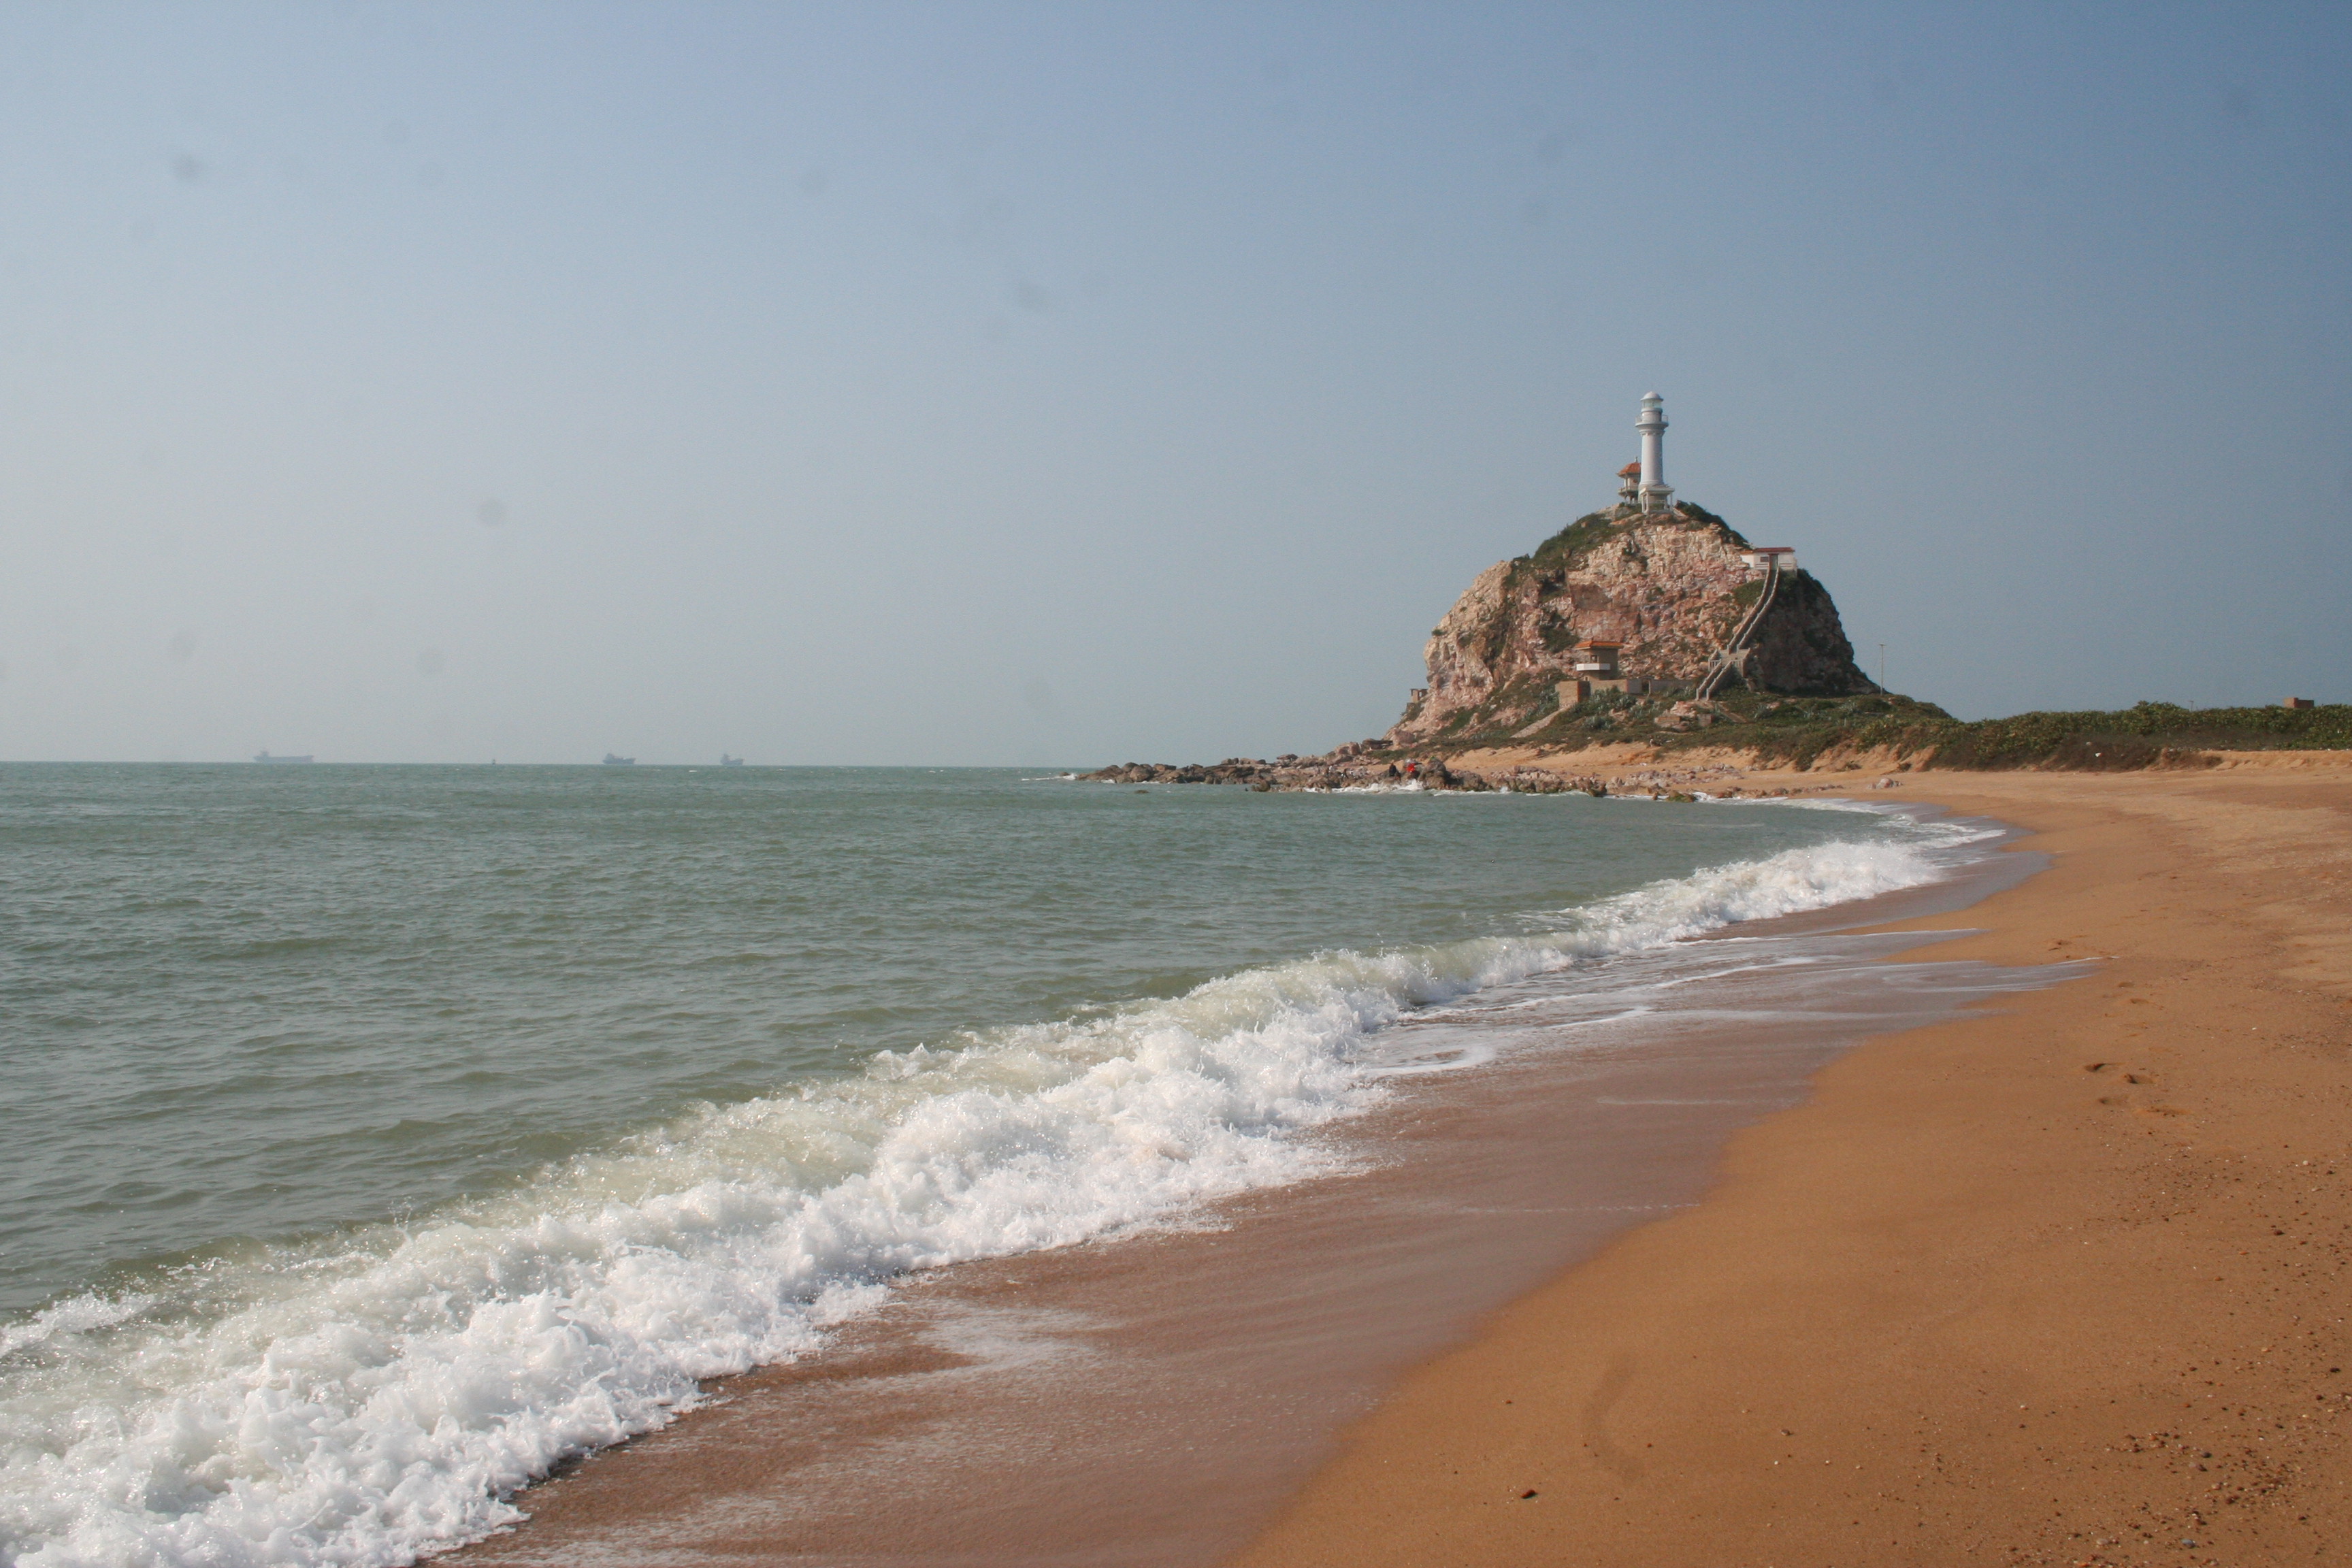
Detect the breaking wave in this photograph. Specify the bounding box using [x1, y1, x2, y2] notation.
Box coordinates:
[0, 826, 1967, 1567]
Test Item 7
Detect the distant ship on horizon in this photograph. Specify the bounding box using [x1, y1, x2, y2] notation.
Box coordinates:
[720, 754, 745, 767]
[252, 752, 314, 764]
[602, 753, 636, 766]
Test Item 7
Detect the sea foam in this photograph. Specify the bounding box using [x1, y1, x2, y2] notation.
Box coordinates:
[0, 826, 1962, 1568]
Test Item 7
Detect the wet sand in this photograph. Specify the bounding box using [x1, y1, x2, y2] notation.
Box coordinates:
[1233, 756, 2352, 1567]
[451, 810, 2068, 1567]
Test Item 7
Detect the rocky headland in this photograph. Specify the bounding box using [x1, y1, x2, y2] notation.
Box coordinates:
[1084, 502, 1889, 793]
[1384, 503, 1868, 750]
[1079, 504, 2347, 792]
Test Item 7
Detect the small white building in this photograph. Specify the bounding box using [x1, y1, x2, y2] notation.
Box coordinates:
[1556, 641, 1689, 704]
[1741, 546, 1798, 574]
[1570, 638, 1622, 676]
[1557, 674, 1688, 704]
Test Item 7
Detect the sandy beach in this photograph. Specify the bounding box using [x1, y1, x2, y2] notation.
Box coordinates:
[1233, 753, 2352, 1567]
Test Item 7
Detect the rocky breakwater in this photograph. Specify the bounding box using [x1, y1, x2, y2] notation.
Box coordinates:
[1084, 751, 1469, 791]
[1079, 750, 1622, 795]
[1385, 504, 1870, 751]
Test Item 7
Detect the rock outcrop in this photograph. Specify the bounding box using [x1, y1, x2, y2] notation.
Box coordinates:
[1080, 755, 1621, 794]
[1384, 505, 1870, 748]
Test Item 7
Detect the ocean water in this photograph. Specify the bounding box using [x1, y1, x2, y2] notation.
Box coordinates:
[0, 764, 1991, 1567]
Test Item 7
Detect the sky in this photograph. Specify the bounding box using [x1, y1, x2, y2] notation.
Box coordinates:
[1, 1, 2347, 766]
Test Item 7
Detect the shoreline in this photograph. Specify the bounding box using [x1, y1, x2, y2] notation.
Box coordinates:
[444, 801, 2065, 1566]
[1230, 757, 2352, 1566]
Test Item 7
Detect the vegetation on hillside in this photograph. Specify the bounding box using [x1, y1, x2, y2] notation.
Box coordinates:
[1385, 695, 2350, 772]
[1513, 503, 1750, 577]
[1908, 702, 2351, 770]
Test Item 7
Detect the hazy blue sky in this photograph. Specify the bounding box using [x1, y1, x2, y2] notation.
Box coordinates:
[3, 2, 2346, 764]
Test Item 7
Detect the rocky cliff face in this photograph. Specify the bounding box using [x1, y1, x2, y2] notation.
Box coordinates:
[1386, 506, 1870, 748]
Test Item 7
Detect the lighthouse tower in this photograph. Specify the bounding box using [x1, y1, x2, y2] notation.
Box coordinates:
[1635, 391, 1673, 513]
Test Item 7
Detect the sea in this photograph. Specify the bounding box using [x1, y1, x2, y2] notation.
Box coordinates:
[0, 763, 2040, 1567]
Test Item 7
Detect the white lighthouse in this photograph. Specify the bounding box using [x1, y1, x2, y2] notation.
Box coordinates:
[1635, 391, 1673, 513]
